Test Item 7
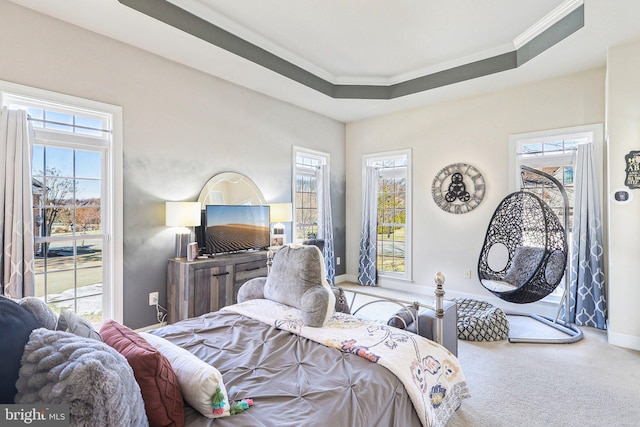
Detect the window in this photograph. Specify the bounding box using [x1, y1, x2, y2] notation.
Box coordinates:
[293, 148, 327, 242]
[509, 125, 603, 299]
[1, 83, 123, 324]
[364, 150, 412, 281]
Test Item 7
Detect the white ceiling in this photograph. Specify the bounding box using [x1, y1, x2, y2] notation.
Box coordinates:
[8, 0, 640, 122]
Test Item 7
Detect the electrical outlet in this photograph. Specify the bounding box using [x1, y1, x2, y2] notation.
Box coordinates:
[149, 291, 159, 306]
[336, 256, 341, 265]
[464, 270, 471, 279]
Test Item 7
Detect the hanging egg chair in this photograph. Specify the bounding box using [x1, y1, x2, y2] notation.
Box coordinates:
[477, 192, 567, 304]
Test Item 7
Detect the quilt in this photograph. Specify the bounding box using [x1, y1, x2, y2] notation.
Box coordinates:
[224, 299, 470, 427]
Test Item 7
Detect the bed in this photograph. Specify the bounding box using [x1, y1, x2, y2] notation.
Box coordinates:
[150, 297, 469, 427]
[7, 245, 469, 427]
[147, 245, 469, 427]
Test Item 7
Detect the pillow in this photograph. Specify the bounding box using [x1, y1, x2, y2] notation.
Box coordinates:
[481, 279, 519, 293]
[57, 309, 102, 341]
[18, 297, 57, 330]
[237, 277, 266, 303]
[15, 328, 148, 427]
[100, 320, 184, 427]
[263, 245, 335, 327]
[140, 332, 231, 418]
[503, 246, 544, 287]
[545, 249, 567, 285]
[0, 297, 40, 403]
[333, 287, 351, 314]
[387, 306, 417, 329]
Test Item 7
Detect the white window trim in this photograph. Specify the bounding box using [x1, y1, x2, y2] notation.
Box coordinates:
[363, 148, 413, 282]
[509, 123, 604, 192]
[0, 80, 124, 323]
[292, 146, 329, 243]
[508, 123, 604, 303]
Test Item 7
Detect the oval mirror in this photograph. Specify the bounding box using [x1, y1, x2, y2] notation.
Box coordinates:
[197, 172, 266, 207]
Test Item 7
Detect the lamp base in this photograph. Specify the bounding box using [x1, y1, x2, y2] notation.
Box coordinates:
[174, 233, 191, 260]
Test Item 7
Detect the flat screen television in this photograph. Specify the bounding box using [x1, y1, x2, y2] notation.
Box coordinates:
[198, 205, 271, 255]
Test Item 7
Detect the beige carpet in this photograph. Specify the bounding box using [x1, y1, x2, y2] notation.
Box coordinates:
[339, 285, 640, 427]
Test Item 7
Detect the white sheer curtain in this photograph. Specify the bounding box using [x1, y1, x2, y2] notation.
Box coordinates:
[358, 166, 379, 286]
[566, 143, 607, 329]
[316, 165, 335, 285]
[0, 107, 35, 298]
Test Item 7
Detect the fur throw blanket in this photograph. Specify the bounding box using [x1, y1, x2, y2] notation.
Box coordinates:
[15, 328, 148, 427]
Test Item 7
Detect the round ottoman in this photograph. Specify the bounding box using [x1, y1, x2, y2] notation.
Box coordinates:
[453, 298, 509, 341]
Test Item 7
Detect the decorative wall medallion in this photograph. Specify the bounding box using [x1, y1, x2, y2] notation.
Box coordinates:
[432, 163, 485, 214]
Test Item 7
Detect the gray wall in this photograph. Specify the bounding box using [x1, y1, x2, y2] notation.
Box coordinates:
[0, 1, 346, 329]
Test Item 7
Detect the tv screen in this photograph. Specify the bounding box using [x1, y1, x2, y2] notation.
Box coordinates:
[204, 205, 270, 254]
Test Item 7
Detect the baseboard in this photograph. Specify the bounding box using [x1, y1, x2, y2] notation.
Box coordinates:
[335, 274, 354, 284]
[607, 330, 640, 351]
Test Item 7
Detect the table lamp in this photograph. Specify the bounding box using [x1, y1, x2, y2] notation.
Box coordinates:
[166, 201, 201, 259]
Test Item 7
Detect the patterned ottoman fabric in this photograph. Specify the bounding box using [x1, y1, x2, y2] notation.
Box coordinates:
[453, 298, 509, 341]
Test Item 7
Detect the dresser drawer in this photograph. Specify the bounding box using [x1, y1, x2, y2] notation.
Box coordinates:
[234, 260, 268, 284]
[233, 260, 268, 304]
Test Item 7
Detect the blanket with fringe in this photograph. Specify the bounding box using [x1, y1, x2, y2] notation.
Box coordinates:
[15, 328, 148, 427]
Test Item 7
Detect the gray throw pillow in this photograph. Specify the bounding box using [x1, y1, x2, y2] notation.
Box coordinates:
[263, 245, 335, 327]
[57, 310, 102, 341]
[237, 277, 266, 303]
[387, 306, 417, 329]
[503, 246, 544, 287]
[545, 249, 567, 285]
[19, 297, 57, 330]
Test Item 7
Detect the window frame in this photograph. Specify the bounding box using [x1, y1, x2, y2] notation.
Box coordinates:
[1, 80, 124, 323]
[292, 146, 329, 244]
[508, 124, 604, 301]
[363, 149, 412, 282]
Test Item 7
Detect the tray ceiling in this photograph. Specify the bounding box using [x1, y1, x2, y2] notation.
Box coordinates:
[7, 0, 640, 121]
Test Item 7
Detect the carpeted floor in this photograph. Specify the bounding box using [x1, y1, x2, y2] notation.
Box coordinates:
[339, 284, 640, 427]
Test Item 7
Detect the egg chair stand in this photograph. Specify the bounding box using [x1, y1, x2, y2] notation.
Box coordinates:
[477, 166, 583, 344]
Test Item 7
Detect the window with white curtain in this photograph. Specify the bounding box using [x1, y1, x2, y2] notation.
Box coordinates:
[509, 124, 603, 299]
[1, 83, 123, 324]
[363, 149, 412, 281]
[293, 147, 328, 243]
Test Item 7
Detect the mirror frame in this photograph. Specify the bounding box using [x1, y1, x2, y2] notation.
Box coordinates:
[197, 172, 266, 208]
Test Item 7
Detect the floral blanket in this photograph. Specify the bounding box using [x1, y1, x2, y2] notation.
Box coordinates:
[224, 299, 470, 427]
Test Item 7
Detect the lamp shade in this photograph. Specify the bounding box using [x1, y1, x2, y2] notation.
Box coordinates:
[269, 203, 293, 223]
[165, 202, 201, 227]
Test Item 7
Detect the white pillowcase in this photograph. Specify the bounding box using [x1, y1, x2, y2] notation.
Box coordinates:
[140, 332, 230, 418]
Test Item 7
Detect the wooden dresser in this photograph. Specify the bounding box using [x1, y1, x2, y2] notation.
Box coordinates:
[167, 251, 268, 324]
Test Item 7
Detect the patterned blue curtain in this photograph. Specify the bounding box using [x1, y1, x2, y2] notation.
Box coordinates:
[316, 165, 335, 285]
[358, 166, 379, 286]
[566, 143, 607, 329]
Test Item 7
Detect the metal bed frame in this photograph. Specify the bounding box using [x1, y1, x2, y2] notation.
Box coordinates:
[337, 272, 447, 346]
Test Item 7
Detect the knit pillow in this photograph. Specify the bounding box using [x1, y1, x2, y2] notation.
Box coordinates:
[100, 320, 184, 427]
